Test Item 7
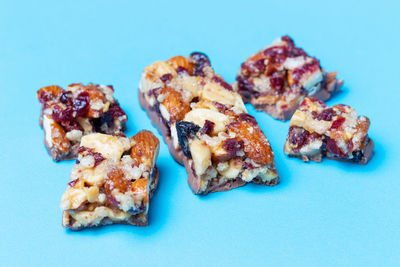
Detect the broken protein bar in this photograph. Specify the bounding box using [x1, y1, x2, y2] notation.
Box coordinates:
[37, 83, 128, 161]
[284, 97, 373, 164]
[61, 131, 159, 230]
[233, 35, 343, 121]
[139, 52, 279, 194]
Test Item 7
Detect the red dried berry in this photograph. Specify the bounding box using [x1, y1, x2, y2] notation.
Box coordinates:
[160, 73, 173, 82]
[68, 178, 79, 187]
[73, 92, 90, 118]
[190, 52, 210, 77]
[314, 108, 336, 121]
[109, 102, 126, 119]
[222, 138, 244, 158]
[200, 120, 215, 135]
[326, 138, 345, 157]
[331, 117, 346, 130]
[211, 76, 233, 91]
[269, 71, 285, 92]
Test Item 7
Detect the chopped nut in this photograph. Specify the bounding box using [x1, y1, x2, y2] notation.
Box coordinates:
[159, 87, 190, 122]
[202, 83, 246, 111]
[290, 110, 306, 128]
[218, 158, 242, 179]
[166, 56, 193, 73]
[189, 140, 212, 176]
[49, 117, 70, 153]
[130, 130, 160, 168]
[184, 108, 229, 134]
[87, 186, 99, 203]
[80, 133, 124, 160]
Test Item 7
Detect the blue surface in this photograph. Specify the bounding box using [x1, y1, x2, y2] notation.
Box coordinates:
[1, 0, 399, 266]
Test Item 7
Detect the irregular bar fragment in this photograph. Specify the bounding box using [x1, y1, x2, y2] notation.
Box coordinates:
[37, 83, 128, 161]
[284, 97, 374, 164]
[139, 52, 279, 194]
[61, 131, 159, 230]
[233, 35, 343, 121]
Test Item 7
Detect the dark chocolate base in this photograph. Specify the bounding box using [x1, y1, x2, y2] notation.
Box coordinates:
[286, 138, 374, 165]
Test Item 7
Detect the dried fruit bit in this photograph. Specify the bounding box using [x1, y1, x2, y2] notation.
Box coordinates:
[325, 138, 345, 158]
[313, 108, 336, 121]
[222, 138, 244, 158]
[78, 146, 105, 167]
[200, 120, 215, 135]
[176, 121, 200, 158]
[288, 126, 312, 151]
[73, 92, 90, 118]
[227, 114, 273, 165]
[68, 178, 80, 187]
[131, 130, 160, 168]
[159, 87, 190, 122]
[331, 117, 346, 130]
[189, 52, 211, 77]
[211, 76, 233, 91]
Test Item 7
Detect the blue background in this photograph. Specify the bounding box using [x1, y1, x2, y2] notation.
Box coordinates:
[1, 0, 399, 266]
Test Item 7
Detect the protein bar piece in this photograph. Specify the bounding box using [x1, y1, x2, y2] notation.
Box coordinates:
[139, 52, 279, 194]
[233, 35, 343, 121]
[284, 97, 374, 164]
[61, 131, 160, 230]
[37, 83, 128, 161]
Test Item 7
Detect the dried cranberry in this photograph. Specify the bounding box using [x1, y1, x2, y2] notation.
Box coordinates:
[115, 132, 127, 137]
[160, 73, 172, 82]
[107, 193, 120, 206]
[243, 161, 254, 169]
[347, 139, 354, 152]
[253, 59, 266, 73]
[211, 76, 233, 91]
[200, 120, 215, 135]
[92, 152, 105, 167]
[68, 178, 79, 187]
[52, 104, 74, 123]
[60, 91, 72, 105]
[291, 58, 320, 83]
[78, 146, 87, 153]
[282, 35, 295, 48]
[236, 76, 255, 92]
[238, 113, 257, 126]
[222, 138, 244, 157]
[269, 71, 285, 93]
[78, 146, 105, 167]
[109, 102, 126, 119]
[63, 120, 83, 132]
[73, 92, 90, 118]
[176, 66, 188, 74]
[214, 102, 228, 113]
[314, 108, 336, 121]
[331, 117, 346, 130]
[326, 138, 345, 157]
[263, 46, 288, 62]
[289, 127, 310, 148]
[190, 52, 210, 77]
